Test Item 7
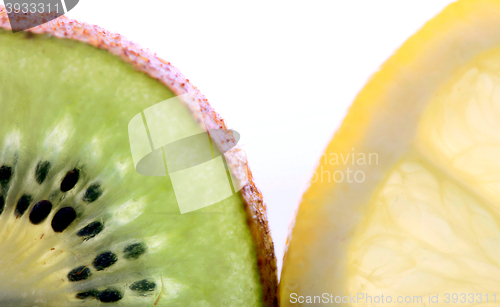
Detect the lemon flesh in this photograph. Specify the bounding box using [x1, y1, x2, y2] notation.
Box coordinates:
[281, 0, 500, 306]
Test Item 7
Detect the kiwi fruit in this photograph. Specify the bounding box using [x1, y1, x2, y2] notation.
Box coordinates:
[0, 8, 277, 306]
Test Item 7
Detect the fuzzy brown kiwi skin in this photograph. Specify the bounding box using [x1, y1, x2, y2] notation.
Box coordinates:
[0, 7, 278, 306]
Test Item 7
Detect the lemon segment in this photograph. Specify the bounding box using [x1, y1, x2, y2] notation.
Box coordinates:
[418, 47, 500, 203]
[348, 158, 500, 306]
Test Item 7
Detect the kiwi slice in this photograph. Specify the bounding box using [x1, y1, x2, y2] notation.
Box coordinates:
[0, 9, 277, 306]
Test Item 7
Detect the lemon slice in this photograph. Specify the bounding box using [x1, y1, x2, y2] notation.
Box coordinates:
[281, 0, 500, 306]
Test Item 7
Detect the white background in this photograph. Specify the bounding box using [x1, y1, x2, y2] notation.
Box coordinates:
[62, 0, 455, 276]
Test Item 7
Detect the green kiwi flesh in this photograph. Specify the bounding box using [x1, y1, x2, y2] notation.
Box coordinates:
[0, 30, 263, 306]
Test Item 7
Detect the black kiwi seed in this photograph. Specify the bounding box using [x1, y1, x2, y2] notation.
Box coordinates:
[35, 161, 50, 184]
[129, 279, 156, 293]
[15, 194, 32, 217]
[83, 182, 102, 203]
[77, 221, 103, 239]
[98, 288, 123, 303]
[123, 243, 147, 260]
[93, 251, 118, 271]
[29, 200, 52, 225]
[60, 169, 79, 192]
[0, 165, 12, 185]
[76, 290, 99, 299]
[67, 266, 92, 282]
[0, 195, 4, 215]
[51, 207, 76, 232]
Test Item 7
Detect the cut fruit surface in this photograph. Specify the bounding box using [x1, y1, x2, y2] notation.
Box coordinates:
[0, 8, 277, 307]
[281, 0, 500, 306]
